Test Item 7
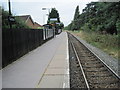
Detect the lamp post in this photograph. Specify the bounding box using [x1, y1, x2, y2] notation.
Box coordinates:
[42, 8, 51, 14]
[42, 8, 51, 24]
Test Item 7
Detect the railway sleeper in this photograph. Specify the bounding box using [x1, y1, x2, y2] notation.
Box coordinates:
[88, 74, 112, 77]
[84, 68, 107, 72]
[82, 64, 104, 67]
[88, 75, 118, 80]
[84, 65, 104, 68]
[84, 66, 106, 69]
[81, 61, 101, 64]
[85, 69, 108, 72]
[86, 71, 114, 75]
[78, 56, 97, 60]
[89, 81, 119, 85]
[89, 83, 119, 88]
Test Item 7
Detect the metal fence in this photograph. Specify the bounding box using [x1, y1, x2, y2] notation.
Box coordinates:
[2, 29, 44, 67]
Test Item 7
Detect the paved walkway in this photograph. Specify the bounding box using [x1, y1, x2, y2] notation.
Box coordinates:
[2, 32, 69, 88]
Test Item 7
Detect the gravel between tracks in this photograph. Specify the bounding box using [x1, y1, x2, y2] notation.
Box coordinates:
[69, 36, 87, 89]
[72, 34, 120, 76]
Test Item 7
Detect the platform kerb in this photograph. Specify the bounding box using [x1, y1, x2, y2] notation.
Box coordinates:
[37, 32, 69, 88]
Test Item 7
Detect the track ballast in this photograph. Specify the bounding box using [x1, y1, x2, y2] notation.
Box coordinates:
[68, 32, 120, 89]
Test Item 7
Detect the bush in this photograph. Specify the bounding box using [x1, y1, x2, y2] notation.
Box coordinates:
[2, 8, 10, 28]
[73, 31, 119, 59]
[81, 23, 91, 31]
[104, 21, 117, 35]
[2, 7, 29, 29]
[96, 25, 105, 31]
[12, 17, 30, 29]
[116, 20, 120, 33]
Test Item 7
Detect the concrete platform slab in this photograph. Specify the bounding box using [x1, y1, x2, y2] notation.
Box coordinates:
[38, 74, 69, 88]
[45, 68, 68, 75]
[49, 60, 68, 68]
[37, 32, 69, 88]
[38, 75, 64, 88]
[52, 56, 67, 61]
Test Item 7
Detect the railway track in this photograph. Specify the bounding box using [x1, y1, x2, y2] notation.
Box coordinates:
[68, 32, 120, 89]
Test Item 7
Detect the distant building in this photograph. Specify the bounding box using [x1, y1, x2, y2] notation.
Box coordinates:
[16, 15, 42, 29]
[34, 22, 42, 29]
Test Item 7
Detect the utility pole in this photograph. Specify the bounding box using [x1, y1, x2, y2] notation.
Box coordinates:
[8, 0, 12, 29]
[8, 0, 12, 15]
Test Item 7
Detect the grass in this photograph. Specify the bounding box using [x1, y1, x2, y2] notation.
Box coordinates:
[68, 30, 120, 60]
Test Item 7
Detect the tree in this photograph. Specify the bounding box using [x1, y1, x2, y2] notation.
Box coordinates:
[68, 2, 120, 34]
[72, 5, 80, 30]
[47, 8, 60, 24]
[2, 7, 10, 29]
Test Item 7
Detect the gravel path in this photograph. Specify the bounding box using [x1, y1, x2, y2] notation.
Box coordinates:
[73, 34, 120, 77]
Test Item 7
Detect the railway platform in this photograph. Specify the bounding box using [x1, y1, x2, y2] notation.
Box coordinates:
[2, 32, 69, 88]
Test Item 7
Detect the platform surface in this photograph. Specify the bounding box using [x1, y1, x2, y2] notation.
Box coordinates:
[2, 32, 69, 88]
[37, 32, 69, 88]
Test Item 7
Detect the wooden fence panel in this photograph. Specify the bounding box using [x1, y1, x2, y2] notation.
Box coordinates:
[2, 29, 43, 67]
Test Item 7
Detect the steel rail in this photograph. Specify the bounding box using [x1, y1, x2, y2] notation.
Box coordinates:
[70, 38, 90, 90]
[70, 32, 120, 80]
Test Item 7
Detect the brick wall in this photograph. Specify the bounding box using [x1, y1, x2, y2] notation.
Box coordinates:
[26, 18, 34, 28]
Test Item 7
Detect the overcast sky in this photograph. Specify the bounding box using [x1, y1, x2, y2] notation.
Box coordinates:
[2, 0, 98, 26]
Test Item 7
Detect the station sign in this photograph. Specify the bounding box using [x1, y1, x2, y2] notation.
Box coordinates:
[8, 16, 15, 23]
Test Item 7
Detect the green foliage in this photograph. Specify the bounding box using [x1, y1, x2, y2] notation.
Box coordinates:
[96, 25, 105, 31]
[59, 22, 64, 29]
[64, 23, 72, 30]
[63, 26, 69, 30]
[47, 8, 60, 23]
[73, 6, 79, 20]
[68, 2, 120, 35]
[12, 17, 30, 29]
[2, 8, 10, 28]
[71, 6, 80, 30]
[72, 31, 119, 59]
[116, 20, 120, 33]
[81, 23, 91, 31]
[2, 7, 29, 29]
